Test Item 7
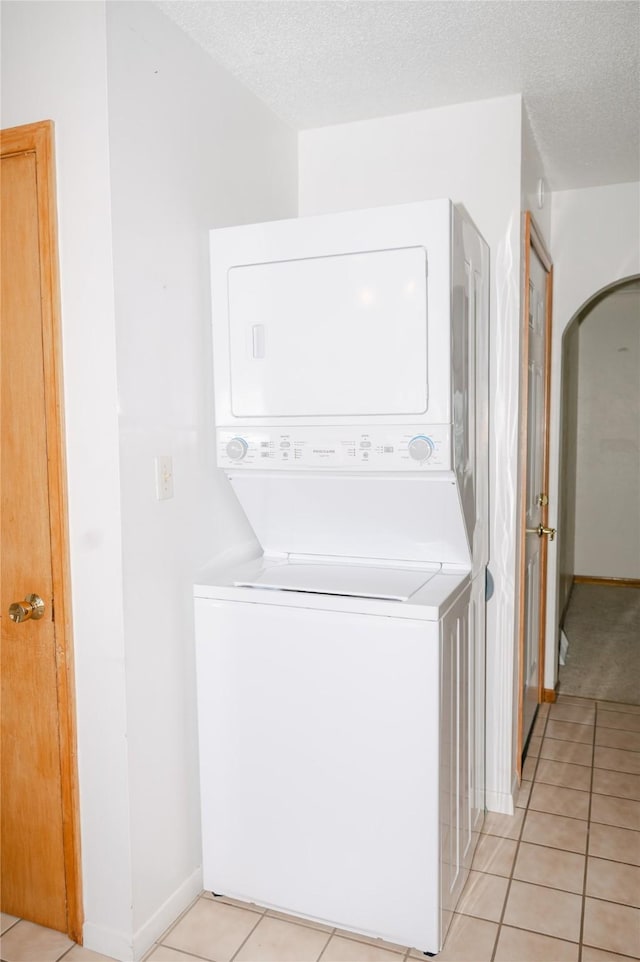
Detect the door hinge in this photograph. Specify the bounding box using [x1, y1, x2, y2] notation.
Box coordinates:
[537, 493, 549, 506]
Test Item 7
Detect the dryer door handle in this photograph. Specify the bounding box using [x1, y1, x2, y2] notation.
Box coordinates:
[252, 324, 266, 359]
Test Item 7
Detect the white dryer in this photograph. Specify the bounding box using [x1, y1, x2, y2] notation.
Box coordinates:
[194, 199, 489, 953]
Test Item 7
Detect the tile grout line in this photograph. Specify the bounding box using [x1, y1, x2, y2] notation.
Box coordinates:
[0, 921, 75, 962]
[577, 699, 598, 962]
[153, 893, 264, 961]
[148, 941, 214, 962]
[153, 891, 213, 951]
[161, 892, 413, 962]
[491, 700, 606, 956]
[0, 918, 21, 935]
[487, 703, 550, 961]
[315, 929, 333, 962]
[325, 927, 412, 960]
[217, 898, 415, 961]
[226, 903, 283, 962]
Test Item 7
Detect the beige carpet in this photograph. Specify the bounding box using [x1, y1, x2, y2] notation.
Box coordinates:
[558, 583, 640, 705]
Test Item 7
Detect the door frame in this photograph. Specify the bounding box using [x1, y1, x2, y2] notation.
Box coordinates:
[1, 120, 83, 942]
[517, 211, 554, 769]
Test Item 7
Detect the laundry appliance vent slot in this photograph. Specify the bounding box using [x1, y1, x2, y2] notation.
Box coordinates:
[232, 562, 436, 602]
[233, 582, 407, 602]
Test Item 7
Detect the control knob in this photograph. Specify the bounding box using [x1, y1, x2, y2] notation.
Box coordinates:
[408, 435, 434, 462]
[226, 437, 249, 461]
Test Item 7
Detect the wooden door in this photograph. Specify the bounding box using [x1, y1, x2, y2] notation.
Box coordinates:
[518, 213, 554, 761]
[1, 121, 82, 940]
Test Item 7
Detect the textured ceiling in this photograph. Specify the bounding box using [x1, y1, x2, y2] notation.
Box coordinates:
[156, 0, 640, 190]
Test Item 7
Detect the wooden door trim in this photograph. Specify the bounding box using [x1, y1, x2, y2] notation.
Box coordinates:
[516, 211, 553, 775]
[1, 120, 83, 943]
[538, 232, 554, 712]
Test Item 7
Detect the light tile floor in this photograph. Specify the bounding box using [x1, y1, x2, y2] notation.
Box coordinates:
[2, 695, 639, 962]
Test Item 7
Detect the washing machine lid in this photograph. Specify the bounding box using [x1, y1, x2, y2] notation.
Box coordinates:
[234, 561, 438, 602]
[228, 472, 471, 566]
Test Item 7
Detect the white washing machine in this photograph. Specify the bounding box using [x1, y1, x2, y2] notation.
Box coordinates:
[194, 199, 489, 953]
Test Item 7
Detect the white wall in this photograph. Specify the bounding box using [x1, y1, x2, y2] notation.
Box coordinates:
[2, 2, 297, 959]
[546, 182, 640, 686]
[558, 321, 580, 618]
[105, 2, 297, 956]
[1, 0, 133, 948]
[299, 95, 526, 813]
[574, 290, 640, 578]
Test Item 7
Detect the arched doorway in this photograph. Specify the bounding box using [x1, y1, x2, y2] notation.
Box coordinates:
[555, 274, 640, 702]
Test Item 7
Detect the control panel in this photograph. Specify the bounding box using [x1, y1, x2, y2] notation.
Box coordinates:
[217, 426, 451, 471]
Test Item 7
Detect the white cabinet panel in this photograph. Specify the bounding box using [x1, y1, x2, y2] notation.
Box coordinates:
[194, 579, 477, 953]
[195, 598, 440, 948]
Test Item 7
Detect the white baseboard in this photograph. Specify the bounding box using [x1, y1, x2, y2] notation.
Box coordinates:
[133, 868, 203, 960]
[82, 921, 134, 962]
[485, 786, 516, 816]
[83, 867, 203, 962]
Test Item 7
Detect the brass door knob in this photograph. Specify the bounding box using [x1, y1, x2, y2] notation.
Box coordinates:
[8, 594, 46, 623]
[526, 524, 556, 541]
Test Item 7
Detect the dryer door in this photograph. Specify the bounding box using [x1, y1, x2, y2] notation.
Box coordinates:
[228, 246, 428, 418]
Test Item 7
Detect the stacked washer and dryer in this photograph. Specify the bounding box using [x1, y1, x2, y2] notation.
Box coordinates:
[194, 199, 489, 954]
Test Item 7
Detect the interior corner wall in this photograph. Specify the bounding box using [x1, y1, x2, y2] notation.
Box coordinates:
[546, 182, 640, 689]
[558, 321, 580, 619]
[1, 0, 133, 954]
[105, 2, 298, 958]
[521, 104, 551, 247]
[299, 94, 524, 814]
